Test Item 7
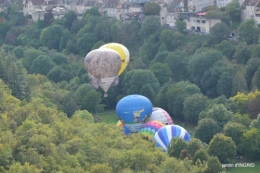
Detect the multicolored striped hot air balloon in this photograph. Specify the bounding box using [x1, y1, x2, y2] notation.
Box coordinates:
[149, 107, 173, 125]
[153, 125, 191, 151]
[139, 121, 165, 140]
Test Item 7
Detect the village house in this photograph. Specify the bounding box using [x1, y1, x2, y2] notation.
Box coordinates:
[115, 1, 143, 21]
[23, 0, 63, 21]
[185, 12, 221, 32]
[241, 0, 260, 25]
[160, 0, 181, 27]
[0, 0, 12, 12]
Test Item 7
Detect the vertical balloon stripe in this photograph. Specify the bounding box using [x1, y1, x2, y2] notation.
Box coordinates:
[154, 132, 167, 150]
[158, 127, 169, 149]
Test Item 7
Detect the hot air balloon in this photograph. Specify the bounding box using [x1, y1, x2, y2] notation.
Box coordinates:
[84, 48, 122, 97]
[100, 43, 130, 76]
[139, 121, 165, 140]
[116, 120, 131, 135]
[153, 125, 191, 151]
[149, 107, 173, 125]
[116, 94, 153, 132]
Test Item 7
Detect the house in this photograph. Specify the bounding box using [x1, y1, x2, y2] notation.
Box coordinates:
[189, 0, 215, 12]
[185, 12, 221, 32]
[0, 0, 12, 12]
[115, 1, 143, 20]
[68, 0, 98, 14]
[103, 0, 119, 18]
[160, 0, 181, 27]
[241, 0, 260, 22]
[23, 0, 62, 21]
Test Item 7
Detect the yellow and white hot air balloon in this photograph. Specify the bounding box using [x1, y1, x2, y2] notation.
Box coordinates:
[100, 43, 130, 76]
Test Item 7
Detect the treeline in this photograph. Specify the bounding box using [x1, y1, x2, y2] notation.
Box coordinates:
[0, 3, 260, 170]
[0, 79, 226, 173]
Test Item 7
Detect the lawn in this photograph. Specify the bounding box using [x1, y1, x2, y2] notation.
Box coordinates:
[226, 160, 260, 173]
[95, 110, 118, 124]
[95, 110, 197, 138]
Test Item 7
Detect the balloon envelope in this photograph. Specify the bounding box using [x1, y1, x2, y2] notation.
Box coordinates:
[116, 94, 153, 132]
[100, 43, 130, 76]
[154, 125, 191, 151]
[84, 48, 122, 95]
[149, 107, 173, 125]
[139, 121, 165, 140]
[116, 120, 131, 135]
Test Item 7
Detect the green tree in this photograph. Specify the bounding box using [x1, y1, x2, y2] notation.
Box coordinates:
[250, 114, 260, 129]
[205, 156, 222, 173]
[166, 81, 201, 119]
[210, 23, 230, 42]
[159, 29, 175, 51]
[7, 162, 42, 173]
[195, 118, 221, 143]
[223, 122, 247, 147]
[167, 138, 188, 158]
[232, 72, 248, 96]
[217, 72, 233, 98]
[139, 35, 159, 64]
[29, 55, 56, 75]
[21, 48, 45, 71]
[81, 90, 105, 114]
[149, 62, 172, 85]
[122, 69, 160, 102]
[155, 81, 173, 110]
[117, 21, 141, 47]
[200, 61, 229, 98]
[214, 40, 236, 59]
[83, 7, 100, 17]
[139, 15, 160, 39]
[40, 24, 64, 50]
[251, 67, 260, 90]
[51, 52, 68, 65]
[72, 110, 94, 123]
[225, 1, 241, 21]
[62, 93, 80, 117]
[188, 49, 222, 87]
[199, 104, 233, 128]
[233, 42, 251, 64]
[208, 134, 236, 163]
[151, 51, 170, 65]
[183, 93, 208, 123]
[187, 138, 204, 157]
[193, 149, 209, 163]
[76, 33, 97, 56]
[230, 113, 252, 128]
[90, 163, 112, 173]
[143, 2, 161, 15]
[238, 19, 259, 44]
[59, 29, 71, 51]
[64, 10, 77, 30]
[239, 128, 260, 160]
[175, 20, 187, 34]
[246, 58, 260, 87]
[165, 50, 188, 81]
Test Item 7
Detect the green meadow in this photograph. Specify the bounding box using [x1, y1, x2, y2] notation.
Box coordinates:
[96, 110, 196, 138]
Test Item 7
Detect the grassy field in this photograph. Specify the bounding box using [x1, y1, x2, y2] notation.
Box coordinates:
[95, 110, 118, 124]
[226, 160, 260, 173]
[96, 110, 196, 137]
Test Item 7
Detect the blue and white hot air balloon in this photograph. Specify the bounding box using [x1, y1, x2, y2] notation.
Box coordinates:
[153, 125, 191, 151]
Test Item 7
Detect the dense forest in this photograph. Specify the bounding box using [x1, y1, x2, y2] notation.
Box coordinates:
[0, 3, 260, 173]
